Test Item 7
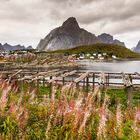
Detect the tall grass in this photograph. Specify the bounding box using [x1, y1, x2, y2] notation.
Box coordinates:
[0, 79, 139, 139]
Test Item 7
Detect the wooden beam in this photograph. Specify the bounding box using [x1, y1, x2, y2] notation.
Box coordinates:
[74, 71, 90, 83]
[48, 70, 77, 83]
[8, 70, 22, 82]
[134, 72, 140, 77]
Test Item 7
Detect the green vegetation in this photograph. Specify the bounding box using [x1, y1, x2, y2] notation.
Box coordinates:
[106, 88, 140, 109]
[0, 79, 140, 139]
[50, 43, 140, 58]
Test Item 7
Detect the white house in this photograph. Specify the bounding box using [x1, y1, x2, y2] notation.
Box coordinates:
[103, 53, 107, 56]
[86, 53, 91, 57]
[98, 54, 102, 57]
[93, 53, 97, 56]
[112, 55, 117, 59]
[79, 56, 84, 59]
[90, 56, 95, 59]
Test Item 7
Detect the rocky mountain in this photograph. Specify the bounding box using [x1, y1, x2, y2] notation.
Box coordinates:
[27, 46, 33, 50]
[2, 43, 25, 52]
[0, 43, 33, 52]
[37, 17, 125, 51]
[133, 41, 140, 53]
[0, 43, 4, 52]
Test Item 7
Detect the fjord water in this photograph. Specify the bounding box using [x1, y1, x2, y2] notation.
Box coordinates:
[76, 60, 140, 85]
[78, 60, 140, 73]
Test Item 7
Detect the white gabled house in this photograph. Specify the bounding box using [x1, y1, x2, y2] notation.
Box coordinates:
[90, 56, 95, 59]
[79, 56, 84, 60]
[112, 55, 117, 59]
[93, 53, 97, 56]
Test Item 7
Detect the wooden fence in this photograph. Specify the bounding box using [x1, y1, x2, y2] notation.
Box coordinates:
[0, 67, 140, 107]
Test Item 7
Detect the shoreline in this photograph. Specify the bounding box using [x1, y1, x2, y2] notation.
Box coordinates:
[75, 58, 140, 62]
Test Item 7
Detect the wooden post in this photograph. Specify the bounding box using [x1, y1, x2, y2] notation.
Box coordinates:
[43, 78, 45, 87]
[122, 74, 133, 108]
[49, 76, 52, 98]
[86, 76, 89, 92]
[125, 86, 133, 108]
[108, 74, 109, 86]
[20, 74, 24, 93]
[29, 81, 33, 93]
[76, 82, 79, 89]
[93, 73, 95, 91]
[21, 79, 24, 93]
[62, 77, 65, 85]
[37, 79, 39, 94]
[83, 78, 85, 90]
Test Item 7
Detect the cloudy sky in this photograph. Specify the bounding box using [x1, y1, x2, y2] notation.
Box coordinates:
[0, 0, 140, 48]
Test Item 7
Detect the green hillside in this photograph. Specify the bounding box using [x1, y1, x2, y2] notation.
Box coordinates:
[50, 43, 140, 58]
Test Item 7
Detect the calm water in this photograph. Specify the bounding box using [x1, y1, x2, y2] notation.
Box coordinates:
[77, 60, 140, 73]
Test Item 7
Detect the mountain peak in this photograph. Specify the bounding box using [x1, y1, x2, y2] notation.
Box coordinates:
[133, 40, 140, 53]
[62, 17, 80, 30]
[37, 17, 125, 51]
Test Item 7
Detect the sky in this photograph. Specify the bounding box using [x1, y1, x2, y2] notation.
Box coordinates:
[0, 0, 140, 49]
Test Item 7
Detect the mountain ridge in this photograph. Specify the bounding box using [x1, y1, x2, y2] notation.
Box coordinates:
[0, 43, 33, 52]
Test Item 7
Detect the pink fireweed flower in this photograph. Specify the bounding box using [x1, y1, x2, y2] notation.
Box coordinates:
[8, 102, 18, 115]
[61, 82, 76, 97]
[73, 97, 84, 126]
[63, 100, 75, 115]
[46, 114, 54, 136]
[78, 108, 91, 133]
[51, 83, 57, 102]
[0, 84, 12, 109]
[116, 103, 123, 129]
[132, 107, 140, 134]
[97, 106, 107, 139]
[1, 81, 7, 89]
[134, 107, 140, 122]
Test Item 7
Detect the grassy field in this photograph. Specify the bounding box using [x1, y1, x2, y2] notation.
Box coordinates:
[0, 79, 139, 140]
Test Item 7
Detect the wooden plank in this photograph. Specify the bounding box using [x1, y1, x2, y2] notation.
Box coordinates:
[8, 70, 22, 81]
[61, 70, 77, 78]
[27, 69, 60, 82]
[18, 76, 33, 81]
[74, 71, 90, 83]
[86, 76, 89, 92]
[48, 70, 77, 83]
[92, 73, 95, 90]
[134, 72, 140, 77]
[36, 69, 60, 76]
[18, 70, 66, 82]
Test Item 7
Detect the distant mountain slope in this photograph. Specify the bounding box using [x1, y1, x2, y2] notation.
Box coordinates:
[0, 43, 33, 52]
[37, 17, 125, 51]
[2, 43, 25, 52]
[51, 43, 140, 58]
[27, 46, 33, 50]
[0, 43, 4, 52]
[133, 41, 140, 53]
